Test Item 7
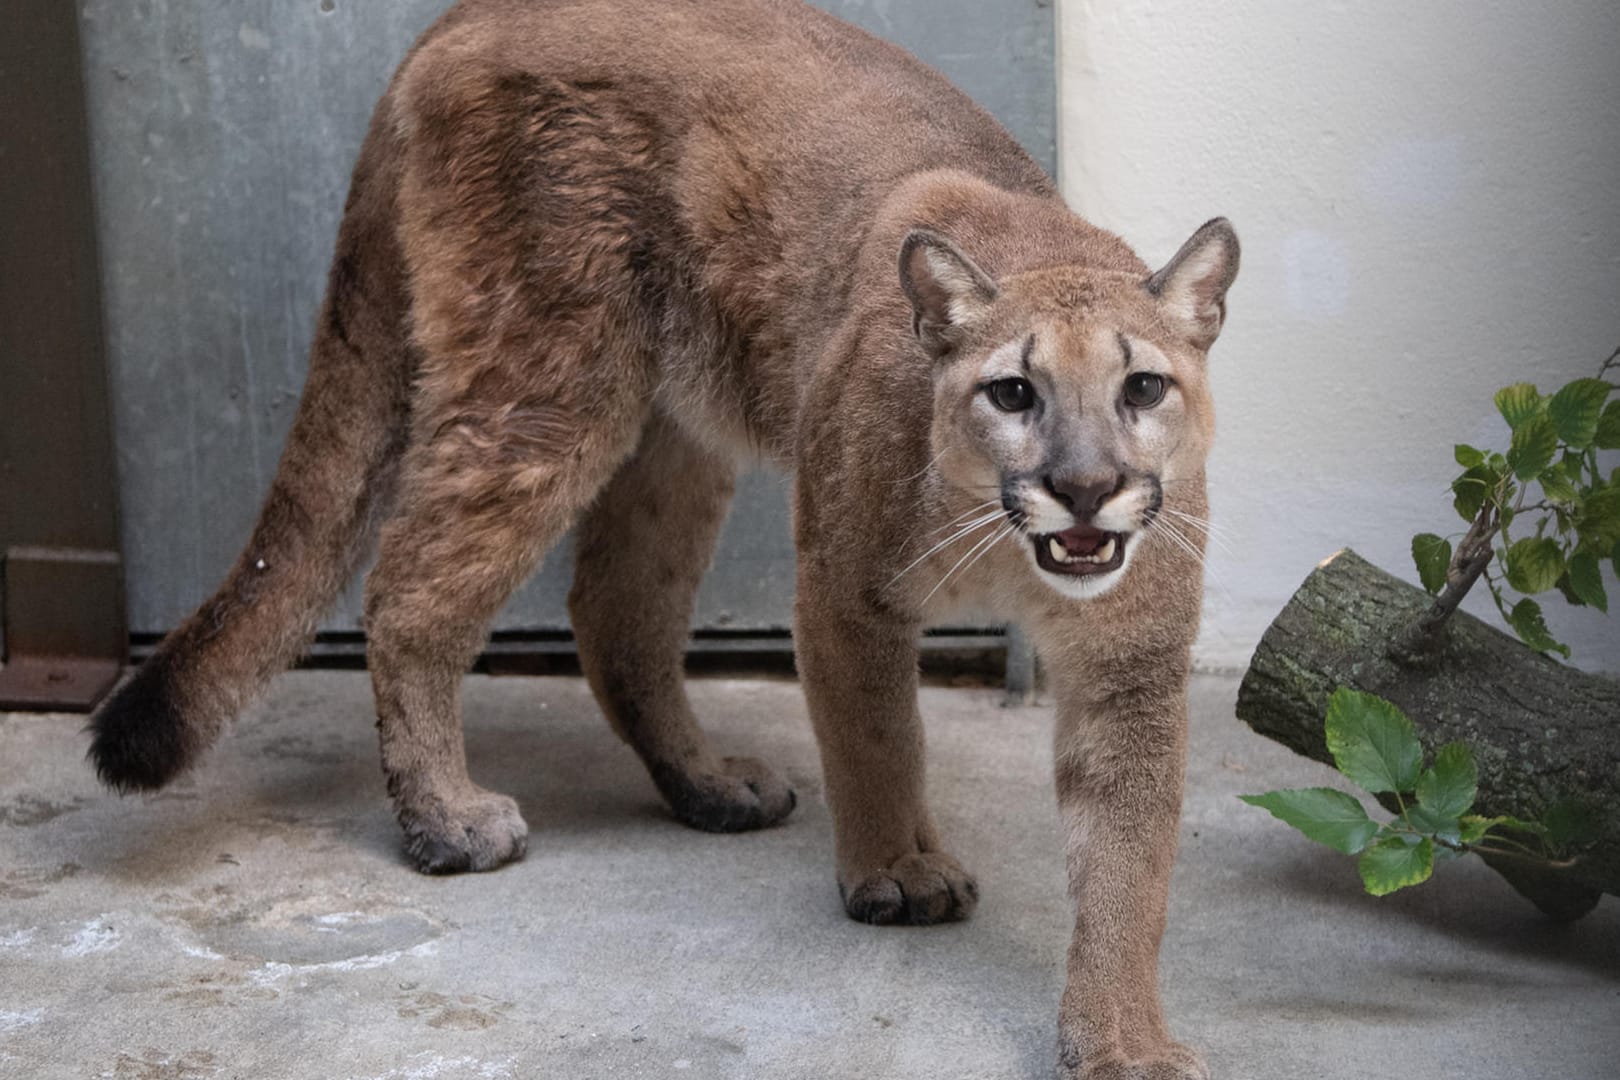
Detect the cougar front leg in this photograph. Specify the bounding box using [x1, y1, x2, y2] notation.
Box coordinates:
[1046, 648, 1207, 1080]
[794, 584, 977, 925]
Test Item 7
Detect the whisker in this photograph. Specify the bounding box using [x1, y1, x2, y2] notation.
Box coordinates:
[1140, 524, 1224, 599]
[890, 513, 1003, 586]
[924, 501, 1002, 537]
[1143, 525, 1204, 592]
[920, 509, 1004, 546]
[1160, 509, 1237, 555]
[1147, 517, 1207, 567]
[1162, 515, 1236, 555]
[891, 447, 949, 486]
[1145, 517, 1238, 593]
[1162, 507, 1231, 534]
[951, 517, 1023, 588]
[921, 519, 1020, 607]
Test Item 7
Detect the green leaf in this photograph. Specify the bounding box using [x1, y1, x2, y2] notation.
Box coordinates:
[1324, 688, 1423, 795]
[1507, 414, 1558, 481]
[1547, 378, 1613, 449]
[1595, 399, 1620, 450]
[1486, 815, 1548, 835]
[1506, 597, 1569, 657]
[1414, 743, 1478, 818]
[1567, 551, 1608, 613]
[1238, 789, 1379, 855]
[1452, 458, 1511, 524]
[1503, 537, 1564, 595]
[1411, 533, 1452, 595]
[1539, 460, 1579, 504]
[1555, 571, 1586, 608]
[1454, 443, 1485, 468]
[1404, 805, 1462, 846]
[1358, 836, 1435, 896]
[1452, 465, 1492, 522]
[1494, 383, 1542, 429]
[1579, 487, 1620, 550]
[1543, 799, 1599, 851]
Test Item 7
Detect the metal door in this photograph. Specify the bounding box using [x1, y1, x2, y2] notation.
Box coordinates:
[80, 0, 1056, 643]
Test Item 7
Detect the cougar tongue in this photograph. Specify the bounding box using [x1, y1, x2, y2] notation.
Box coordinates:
[1053, 524, 1106, 557]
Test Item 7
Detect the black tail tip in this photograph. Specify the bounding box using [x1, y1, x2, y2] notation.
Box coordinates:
[85, 654, 194, 792]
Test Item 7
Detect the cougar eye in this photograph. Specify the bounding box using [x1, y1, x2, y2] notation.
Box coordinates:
[1123, 372, 1167, 409]
[987, 377, 1036, 413]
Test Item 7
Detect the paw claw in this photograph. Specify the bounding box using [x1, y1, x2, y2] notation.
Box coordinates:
[841, 851, 977, 926]
[1058, 1041, 1210, 1080]
[654, 755, 796, 833]
[399, 788, 528, 874]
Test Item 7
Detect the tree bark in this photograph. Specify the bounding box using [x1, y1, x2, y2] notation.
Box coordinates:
[1236, 548, 1620, 920]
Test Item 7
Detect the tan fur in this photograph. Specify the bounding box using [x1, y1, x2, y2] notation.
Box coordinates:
[87, 2, 1238, 1075]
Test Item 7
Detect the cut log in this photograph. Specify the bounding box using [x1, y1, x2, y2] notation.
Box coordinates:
[1236, 548, 1620, 920]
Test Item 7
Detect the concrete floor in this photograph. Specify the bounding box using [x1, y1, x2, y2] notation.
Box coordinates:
[1, 670, 1615, 1080]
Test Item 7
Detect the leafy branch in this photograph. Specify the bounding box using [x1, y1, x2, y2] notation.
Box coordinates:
[1240, 688, 1593, 896]
[1408, 346, 1620, 658]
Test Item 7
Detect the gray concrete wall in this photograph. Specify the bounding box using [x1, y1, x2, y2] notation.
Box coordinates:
[82, 0, 1055, 637]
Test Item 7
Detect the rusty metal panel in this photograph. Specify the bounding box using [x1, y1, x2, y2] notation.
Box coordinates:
[0, 0, 127, 710]
[0, 549, 125, 710]
[80, 0, 1056, 637]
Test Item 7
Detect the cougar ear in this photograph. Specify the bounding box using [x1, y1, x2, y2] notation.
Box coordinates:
[1146, 218, 1240, 351]
[899, 229, 998, 357]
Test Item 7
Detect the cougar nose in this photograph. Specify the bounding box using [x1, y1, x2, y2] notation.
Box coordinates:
[1043, 473, 1125, 519]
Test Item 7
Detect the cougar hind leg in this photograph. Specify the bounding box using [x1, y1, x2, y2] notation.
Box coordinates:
[371, 41, 675, 872]
[569, 413, 796, 833]
[364, 343, 651, 873]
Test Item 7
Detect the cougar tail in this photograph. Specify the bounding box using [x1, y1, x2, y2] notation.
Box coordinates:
[88, 170, 411, 791]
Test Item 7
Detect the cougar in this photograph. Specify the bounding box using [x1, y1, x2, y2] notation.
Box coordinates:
[89, 1, 1238, 1075]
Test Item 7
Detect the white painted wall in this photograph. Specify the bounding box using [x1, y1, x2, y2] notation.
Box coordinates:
[1058, 0, 1620, 673]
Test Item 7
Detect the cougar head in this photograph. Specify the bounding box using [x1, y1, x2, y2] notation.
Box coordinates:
[902, 218, 1239, 600]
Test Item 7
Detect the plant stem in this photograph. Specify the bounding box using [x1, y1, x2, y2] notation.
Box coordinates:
[1402, 501, 1498, 652]
[1470, 845, 1578, 869]
[1397, 342, 1616, 659]
[1477, 832, 1544, 858]
[1417, 830, 1574, 869]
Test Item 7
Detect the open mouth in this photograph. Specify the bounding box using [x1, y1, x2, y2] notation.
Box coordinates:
[1032, 524, 1128, 577]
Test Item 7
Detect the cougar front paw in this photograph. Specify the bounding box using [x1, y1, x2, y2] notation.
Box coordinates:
[653, 755, 797, 833]
[1057, 1040, 1210, 1080]
[840, 851, 978, 925]
[398, 787, 529, 874]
